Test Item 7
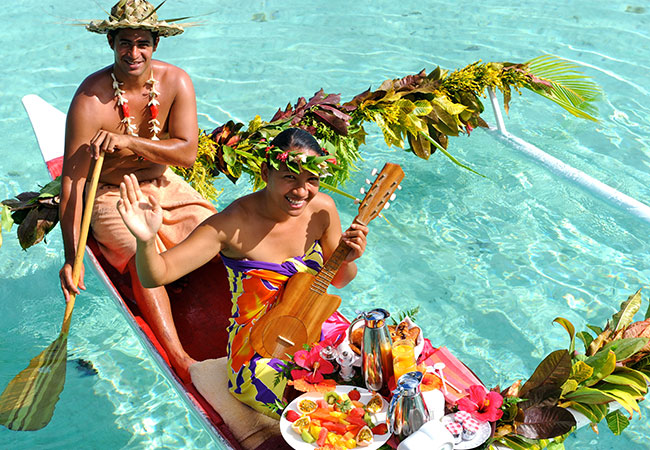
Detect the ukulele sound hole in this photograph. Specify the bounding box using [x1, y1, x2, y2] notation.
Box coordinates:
[262, 316, 308, 358]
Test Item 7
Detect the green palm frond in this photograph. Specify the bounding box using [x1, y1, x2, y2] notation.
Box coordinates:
[524, 54, 602, 122]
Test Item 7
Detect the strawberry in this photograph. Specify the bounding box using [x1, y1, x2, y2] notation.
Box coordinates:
[348, 389, 361, 401]
[285, 410, 301, 423]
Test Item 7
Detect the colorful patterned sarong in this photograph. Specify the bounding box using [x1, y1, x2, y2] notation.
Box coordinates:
[221, 241, 324, 418]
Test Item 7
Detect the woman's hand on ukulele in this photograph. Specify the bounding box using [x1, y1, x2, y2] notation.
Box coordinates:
[342, 222, 369, 262]
[117, 173, 162, 243]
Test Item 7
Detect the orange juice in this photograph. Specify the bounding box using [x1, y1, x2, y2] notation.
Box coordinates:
[392, 339, 417, 382]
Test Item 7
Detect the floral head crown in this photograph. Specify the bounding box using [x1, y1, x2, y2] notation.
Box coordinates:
[265, 145, 339, 179]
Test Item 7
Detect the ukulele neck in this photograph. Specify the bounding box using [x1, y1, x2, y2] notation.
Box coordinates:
[310, 241, 350, 294]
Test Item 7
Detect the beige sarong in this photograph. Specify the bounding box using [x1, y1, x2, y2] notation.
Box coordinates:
[90, 168, 216, 274]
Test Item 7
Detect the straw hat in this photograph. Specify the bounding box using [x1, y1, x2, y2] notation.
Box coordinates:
[85, 0, 186, 37]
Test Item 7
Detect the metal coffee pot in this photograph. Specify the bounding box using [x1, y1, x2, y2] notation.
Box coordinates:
[348, 308, 394, 395]
[388, 371, 430, 441]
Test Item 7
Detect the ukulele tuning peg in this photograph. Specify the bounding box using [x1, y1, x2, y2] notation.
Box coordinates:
[353, 198, 360, 204]
[384, 202, 390, 210]
[390, 193, 396, 201]
[371, 168, 378, 176]
[365, 179, 372, 185]
[360, 187, 365, 195]
[397, 185, 402, 190]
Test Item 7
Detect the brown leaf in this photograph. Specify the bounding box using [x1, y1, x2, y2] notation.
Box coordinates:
[407, 132, 431, 160]
[520, 350, 571, 398]
[516, 406, 576, 439]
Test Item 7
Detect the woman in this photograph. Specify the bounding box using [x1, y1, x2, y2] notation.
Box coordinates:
[118, 128, 368, 417]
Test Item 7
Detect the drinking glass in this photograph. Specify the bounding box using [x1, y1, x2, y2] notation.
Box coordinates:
[392, 339, 417, 383]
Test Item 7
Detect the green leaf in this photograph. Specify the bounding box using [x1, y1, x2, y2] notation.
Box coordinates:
[583, 350, 616, 386]
[520, 350, 572, 397]
[419, 132, 485, 177]
[222, 145, 236, 166]
[598, 337, 649, 362]
[598, 383, 643, 409]
[1, 204, 14, 232]
[569, 361, 593, 384]
[38, 176, 61, 198]
[554, 317, 575, 354]
[605, 410, 629, 435]
[563, 386, 617, 405]
[546, 441, 565, 450]
[497, 435, 542, 450]
[576, 331, 594, 352]
[587, 325, 603, 336]
[560, 379, 578, 397]
[567, 401, 607, 423]
[524, 54, 602, 122]
[248, 115, 263, 133]
[610, 289, 642, 332]
[412, 100, 433, 116]
[603, 370, 647, 396]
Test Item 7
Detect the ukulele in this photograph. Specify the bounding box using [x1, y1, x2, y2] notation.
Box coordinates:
[250, 162, 405, 359]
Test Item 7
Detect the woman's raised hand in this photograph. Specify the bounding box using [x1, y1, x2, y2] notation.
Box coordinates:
[342, 221, 369, 262]
[117, 173, 162, 243]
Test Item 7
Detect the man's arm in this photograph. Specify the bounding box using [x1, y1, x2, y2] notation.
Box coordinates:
[59, 92, 101, 301]
[88, 68, 199, 168]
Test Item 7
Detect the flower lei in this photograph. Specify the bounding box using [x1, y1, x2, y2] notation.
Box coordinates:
[111, 70, 160, 140]
[264, 144, 339, 179]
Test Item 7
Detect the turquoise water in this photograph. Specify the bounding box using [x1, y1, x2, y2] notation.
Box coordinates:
[1, 0, 650, 448]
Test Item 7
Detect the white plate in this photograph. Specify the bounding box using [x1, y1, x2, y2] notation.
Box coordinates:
[441, 414, 491, 449]
[279, 385, 391, 450]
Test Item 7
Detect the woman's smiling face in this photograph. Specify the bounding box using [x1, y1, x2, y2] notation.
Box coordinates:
[265, 147, 321, 216]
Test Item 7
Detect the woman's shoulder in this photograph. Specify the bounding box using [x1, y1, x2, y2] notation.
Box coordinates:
[311, 191, 337, 212]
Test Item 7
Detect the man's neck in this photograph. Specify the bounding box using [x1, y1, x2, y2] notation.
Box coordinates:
[112, 64, 152, 90]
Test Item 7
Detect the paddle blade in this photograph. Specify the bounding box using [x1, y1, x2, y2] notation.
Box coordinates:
[0, 332, 68, 431]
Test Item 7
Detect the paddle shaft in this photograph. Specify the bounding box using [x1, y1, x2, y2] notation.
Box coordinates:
[61, 153, 105, 334]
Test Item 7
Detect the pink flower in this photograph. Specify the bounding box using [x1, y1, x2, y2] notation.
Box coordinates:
[457, 385, 503, 422]
[277, 151, 289, 162]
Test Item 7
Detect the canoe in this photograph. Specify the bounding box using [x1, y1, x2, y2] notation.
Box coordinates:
[21, 94, 286, 449]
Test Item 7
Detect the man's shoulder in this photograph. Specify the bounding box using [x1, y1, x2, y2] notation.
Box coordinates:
[152, 60, 191, 82]
[70, 67, 113, 108]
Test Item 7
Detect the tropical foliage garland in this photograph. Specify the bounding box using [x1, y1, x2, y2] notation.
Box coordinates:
[0, 54, 600, 248]
[173, 54, 601, 201]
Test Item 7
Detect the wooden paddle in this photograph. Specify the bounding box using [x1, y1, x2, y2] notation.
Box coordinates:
[0, 153, 105, 431]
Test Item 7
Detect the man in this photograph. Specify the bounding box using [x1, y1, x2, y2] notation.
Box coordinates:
[59, 0, 214, 383]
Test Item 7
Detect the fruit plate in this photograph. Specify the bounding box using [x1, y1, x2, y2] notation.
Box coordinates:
[279, 385, 390, 449]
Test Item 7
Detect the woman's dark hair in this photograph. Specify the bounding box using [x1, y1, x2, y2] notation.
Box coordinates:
[270, 128, 326, 156]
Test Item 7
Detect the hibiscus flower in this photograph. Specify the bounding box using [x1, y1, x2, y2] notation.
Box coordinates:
[457, 384, 504, 422]
[289, 344, 336, 393]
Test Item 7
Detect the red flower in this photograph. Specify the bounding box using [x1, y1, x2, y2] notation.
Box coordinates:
[326, 157, 337, 165]
[290, 344, 335, 393]
[277, 151, 289, 162]
[149, 103, 159, 119]
[457, 385, 503, 422]
[122, 103, 130, 118]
